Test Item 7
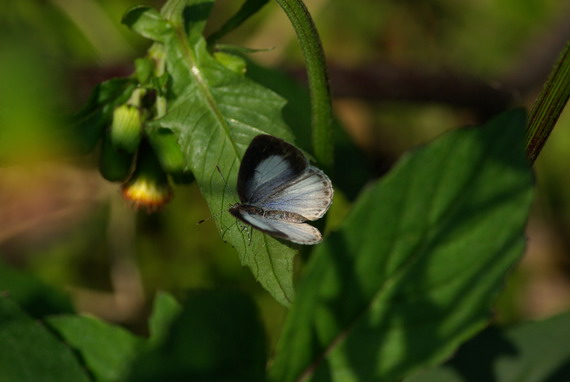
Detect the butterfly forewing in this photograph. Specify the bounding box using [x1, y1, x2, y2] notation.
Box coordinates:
[237, 135, 307, 203]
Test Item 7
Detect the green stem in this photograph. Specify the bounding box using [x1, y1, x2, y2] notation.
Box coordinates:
[274, 0, 333, 170]
[526, 40, 570, 164]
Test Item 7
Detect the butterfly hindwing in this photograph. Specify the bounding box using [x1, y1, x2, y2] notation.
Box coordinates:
[257, 166, 333, 221]
[234, 207, 323, 245]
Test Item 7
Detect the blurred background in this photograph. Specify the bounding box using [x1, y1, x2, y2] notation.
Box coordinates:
[0, 0, 568, 347]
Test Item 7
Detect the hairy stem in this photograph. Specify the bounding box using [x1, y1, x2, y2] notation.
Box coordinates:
[526, 41, 570, 164]
[274, 0, 333, 170]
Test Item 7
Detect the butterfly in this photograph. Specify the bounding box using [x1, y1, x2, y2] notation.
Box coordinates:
[229, 134, 333, 245]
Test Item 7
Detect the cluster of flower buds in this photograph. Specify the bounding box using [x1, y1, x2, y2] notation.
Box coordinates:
[94, 52, 189, 212]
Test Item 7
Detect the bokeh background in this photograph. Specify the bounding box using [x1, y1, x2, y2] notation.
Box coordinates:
[0, 0, 569, 347]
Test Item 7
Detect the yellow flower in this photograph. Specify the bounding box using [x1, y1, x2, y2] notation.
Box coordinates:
[121, 141, 173, 212]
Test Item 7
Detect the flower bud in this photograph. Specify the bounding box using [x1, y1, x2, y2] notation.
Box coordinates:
[122, 142, 172, 212]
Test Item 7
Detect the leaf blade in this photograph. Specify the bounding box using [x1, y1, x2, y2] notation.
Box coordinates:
[270, 109, 534, 381]
[47, 315, 144, 382]
[0, 297, 90, 382]
[133, 0, 298, 305]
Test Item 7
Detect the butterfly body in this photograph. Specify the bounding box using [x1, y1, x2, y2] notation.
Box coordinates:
[229, 135, 333, 245]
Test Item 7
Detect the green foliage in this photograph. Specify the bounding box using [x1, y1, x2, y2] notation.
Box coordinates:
[127, 291, 267, 382]
[47, 315, 144, 382]
[0, 259, 73, 318]
[406, 310, 570, 382]
[4, 0, 570, 381]
[0, 297, 90, 382]
[269, 110, 534, 382]
[122, 0, 298, 306]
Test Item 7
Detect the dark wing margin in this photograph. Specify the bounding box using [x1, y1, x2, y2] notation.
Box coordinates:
[237, 135, 308, 202]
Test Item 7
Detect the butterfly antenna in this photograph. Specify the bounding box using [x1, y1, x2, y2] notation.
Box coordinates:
[196, 216, 212, 225]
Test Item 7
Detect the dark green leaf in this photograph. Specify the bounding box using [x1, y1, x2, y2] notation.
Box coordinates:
[0, 259, 72, 318]
[127, 290, 267, 382]
[0, 297, 90, 382]
[99, 130, 135, 182]
[270, 109, 534, 382]
[126, 0, 298, 306]
[70, 78, 136, 155]
[47, 315, 144, 382]
[405, 310, 570, 382]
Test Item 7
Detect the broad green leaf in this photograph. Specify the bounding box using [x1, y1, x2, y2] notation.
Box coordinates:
[0, 297, 90, 382]
[124, 0, 297, 306]
[270, 109, 534, 382]
[127, 290, 267, 382]
[406, 310, 570, 382]
[47, 315, 144, 382]
[0, 259, 72, 318]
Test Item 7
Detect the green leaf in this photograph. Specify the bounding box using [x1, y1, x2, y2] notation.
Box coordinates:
[0, 259, 72, 318]
[0, 297, 90, 382]
[122, 6, 171, 42]
[47, 315, 144, 382]
[124, 0, 298, 306]
[269, 109, 534, 382]
[127, 290, 267, 382]
[70, 78, 136, 155]
[148, 291, 182, 344]
[406, 310, 570, 382]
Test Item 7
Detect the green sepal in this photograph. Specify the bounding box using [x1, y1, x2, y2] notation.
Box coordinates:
[147, 128, 186, 173]
[99, 131, 134, 182]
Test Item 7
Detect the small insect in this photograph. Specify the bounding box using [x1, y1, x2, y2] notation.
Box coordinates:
[229, 134, 333, 245]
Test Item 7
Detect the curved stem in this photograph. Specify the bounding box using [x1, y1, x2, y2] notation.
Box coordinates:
[274, 0, 333, 170]
[526, 40, 570, 164]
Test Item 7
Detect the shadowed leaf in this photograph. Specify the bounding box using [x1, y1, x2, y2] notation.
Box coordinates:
[270, 109, 534, 381]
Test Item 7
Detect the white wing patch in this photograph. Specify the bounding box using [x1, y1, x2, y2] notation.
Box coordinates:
[239, 210, 323, 245]
[247, 155, 298, 203]
[257, 166, 333, 220]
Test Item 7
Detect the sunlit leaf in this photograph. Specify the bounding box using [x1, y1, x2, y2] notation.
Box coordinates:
[123, 0, 298, 306]
[270, 109, 534, 381]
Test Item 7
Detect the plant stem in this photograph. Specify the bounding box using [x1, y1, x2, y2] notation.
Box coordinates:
[526, 40, 570, 164]
[274, 0, 334, 170]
